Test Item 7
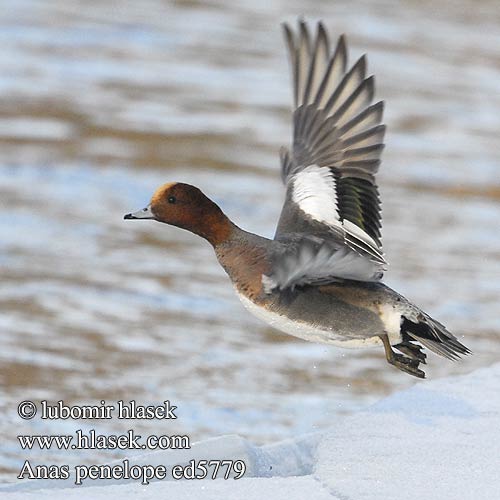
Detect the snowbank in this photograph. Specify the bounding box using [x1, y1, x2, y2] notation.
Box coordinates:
[2, 363, 499, 499]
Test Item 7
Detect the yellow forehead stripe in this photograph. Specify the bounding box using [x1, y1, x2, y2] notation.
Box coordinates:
[151, 182, 177, 204]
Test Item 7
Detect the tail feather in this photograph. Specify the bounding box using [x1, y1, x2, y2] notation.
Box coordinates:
[401, 315, 471, 361]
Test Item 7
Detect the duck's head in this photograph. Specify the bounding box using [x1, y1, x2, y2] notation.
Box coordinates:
[124, 182, 233, 246]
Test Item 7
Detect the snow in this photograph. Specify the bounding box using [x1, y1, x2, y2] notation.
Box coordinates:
[2, 363, 499, 500]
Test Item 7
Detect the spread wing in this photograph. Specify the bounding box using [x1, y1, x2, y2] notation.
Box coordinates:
[266, 21, 387, 292]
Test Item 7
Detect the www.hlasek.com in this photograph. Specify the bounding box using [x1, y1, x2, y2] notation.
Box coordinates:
[16, 400, 246, 485]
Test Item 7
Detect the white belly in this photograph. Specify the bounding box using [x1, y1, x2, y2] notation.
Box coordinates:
[236, 292, 384, 348]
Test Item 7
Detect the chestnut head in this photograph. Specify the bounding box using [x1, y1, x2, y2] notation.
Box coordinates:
[124, 182, 233, 246]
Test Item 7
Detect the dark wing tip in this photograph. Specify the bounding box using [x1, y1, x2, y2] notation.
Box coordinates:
[282, 22, 294, 44]
[299, 18, 310, 41]
[338, 33, 347, 48]
[364, 75, 376, 102]
[317, 21, 327, 37]
[336, 34, 348, 69]
[357, 54, 367, 76]
[317, 21, 329, 54]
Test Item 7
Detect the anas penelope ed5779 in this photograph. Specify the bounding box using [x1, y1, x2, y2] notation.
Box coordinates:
[125, 21, 470, 378]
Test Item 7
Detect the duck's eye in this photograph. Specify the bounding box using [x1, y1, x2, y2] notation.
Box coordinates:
[168, 195, 176, 204]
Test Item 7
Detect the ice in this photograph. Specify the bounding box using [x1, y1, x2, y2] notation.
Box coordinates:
[2, 363, 499, 499]
[315, 365, 500, 500]
[1, 475, 334, 500]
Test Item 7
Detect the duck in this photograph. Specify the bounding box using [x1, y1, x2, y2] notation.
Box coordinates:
[125, 20, 470, 378]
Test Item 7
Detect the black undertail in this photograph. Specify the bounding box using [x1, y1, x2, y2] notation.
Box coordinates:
[400, 316, 471, 361]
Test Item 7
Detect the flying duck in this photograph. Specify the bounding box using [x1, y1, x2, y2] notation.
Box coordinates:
[125, 21, 470, 378]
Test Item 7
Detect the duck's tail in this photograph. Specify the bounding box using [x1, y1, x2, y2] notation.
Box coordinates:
[400, 313, 471, 360]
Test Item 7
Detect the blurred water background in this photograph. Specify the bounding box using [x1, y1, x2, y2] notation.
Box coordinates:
[1, 0, 500, 483]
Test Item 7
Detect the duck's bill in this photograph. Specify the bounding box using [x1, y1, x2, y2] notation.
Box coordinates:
[124, 205, 155, 220]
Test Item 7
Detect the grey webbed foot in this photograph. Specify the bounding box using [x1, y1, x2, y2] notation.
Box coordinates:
[380, 334, 426, 379]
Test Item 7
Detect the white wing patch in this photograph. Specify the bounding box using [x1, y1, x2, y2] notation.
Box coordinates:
[292, 165, 339, 226]
[291, 165, 381, 253]
[343, 219, 380, 252]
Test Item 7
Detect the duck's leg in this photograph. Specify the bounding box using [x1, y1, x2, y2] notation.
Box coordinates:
[380, 334, 425, 379]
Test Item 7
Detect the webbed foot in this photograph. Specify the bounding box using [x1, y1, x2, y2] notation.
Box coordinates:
[394, 341, 427, 364]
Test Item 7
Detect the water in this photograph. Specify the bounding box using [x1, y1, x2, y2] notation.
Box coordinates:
[1, 0, 500, 483]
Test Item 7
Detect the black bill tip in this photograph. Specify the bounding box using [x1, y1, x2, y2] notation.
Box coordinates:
[124, 213, 136, 220]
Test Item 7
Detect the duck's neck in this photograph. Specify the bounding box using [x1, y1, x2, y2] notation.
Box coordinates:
[190, 208, 238, 247]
